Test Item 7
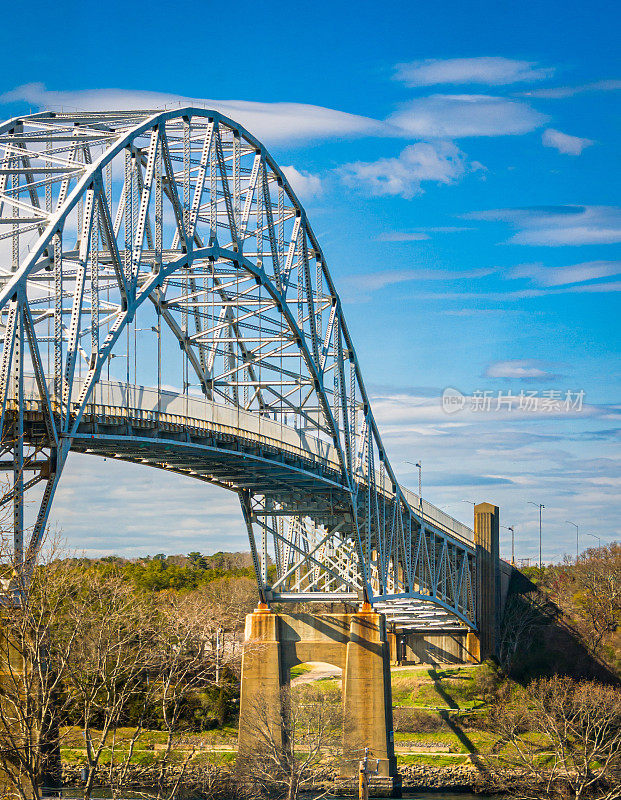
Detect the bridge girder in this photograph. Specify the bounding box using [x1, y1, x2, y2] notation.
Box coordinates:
[0, 108, 477, 629]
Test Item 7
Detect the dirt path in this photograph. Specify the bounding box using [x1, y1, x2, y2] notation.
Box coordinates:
[290, 661, 342, 685]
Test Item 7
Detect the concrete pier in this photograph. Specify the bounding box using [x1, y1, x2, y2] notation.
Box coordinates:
[239, 606, 400, 790]
[474, 502, 501, 660]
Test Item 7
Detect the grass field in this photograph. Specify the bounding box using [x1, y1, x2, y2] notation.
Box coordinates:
[59, 662, 508, 768]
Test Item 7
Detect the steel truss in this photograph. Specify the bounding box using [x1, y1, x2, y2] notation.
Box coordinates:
[0, 109, 476, 628]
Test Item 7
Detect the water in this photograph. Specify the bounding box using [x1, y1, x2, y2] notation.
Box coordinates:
[49, 793, 494, 800]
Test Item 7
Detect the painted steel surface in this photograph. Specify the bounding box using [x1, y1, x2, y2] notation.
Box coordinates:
[0, 109, 476, 628]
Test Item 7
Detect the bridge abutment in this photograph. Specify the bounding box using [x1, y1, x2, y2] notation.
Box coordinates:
[238, 607, 400, 793]
[474, 502, 501, 661]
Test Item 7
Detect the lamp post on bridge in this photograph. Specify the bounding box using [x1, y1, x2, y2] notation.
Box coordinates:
[528, 501, 545, 571]
[502, 525, 515, 565]
[566, 521, 579, 564]
[405, 460, 423, 519]
[136, 326, 162, 417]
[109, 353, 130, 414]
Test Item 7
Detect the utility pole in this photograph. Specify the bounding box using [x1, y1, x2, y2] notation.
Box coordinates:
[566, 521, 579, 564]
[215, 626, 224, 684]
[358, 747, 379, 800]
[528, 502, 545, 571]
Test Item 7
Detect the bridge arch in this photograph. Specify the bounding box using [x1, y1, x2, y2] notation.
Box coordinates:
[0, 108, 477, 629]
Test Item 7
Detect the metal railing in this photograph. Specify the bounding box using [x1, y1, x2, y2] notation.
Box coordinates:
[17, 376, 474, 545]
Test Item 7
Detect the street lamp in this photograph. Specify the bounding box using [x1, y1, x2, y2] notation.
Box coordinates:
[586, 533, 602, 549]
[405, 460, 423, 518]
[528, 502, 545, 571]
[566, 521, 579, 564]
[502, 525, 515, 565]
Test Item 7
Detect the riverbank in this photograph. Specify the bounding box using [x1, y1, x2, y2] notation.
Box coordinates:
[60, 761, 487, 794]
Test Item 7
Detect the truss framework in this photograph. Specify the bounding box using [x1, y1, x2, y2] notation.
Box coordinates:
[0, 109, 477, 628]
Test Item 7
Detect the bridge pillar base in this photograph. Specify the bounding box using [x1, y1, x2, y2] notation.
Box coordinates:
[343, 610, 398, 779]
[238, 606, 284, 754]
[238, 608, 400, 792]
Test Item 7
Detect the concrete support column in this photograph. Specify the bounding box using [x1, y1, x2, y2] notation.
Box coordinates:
[238, 605, 283, 753]
[474, 502, 501, 661]
[342, 607, 398, 779]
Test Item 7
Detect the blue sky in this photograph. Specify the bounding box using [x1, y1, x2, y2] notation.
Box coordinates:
[4, 0, 620, 563]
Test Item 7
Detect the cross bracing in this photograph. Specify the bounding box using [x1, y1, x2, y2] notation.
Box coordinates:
[0, 109, 476, 629]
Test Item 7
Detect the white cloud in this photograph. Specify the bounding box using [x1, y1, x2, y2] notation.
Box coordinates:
[37, 390, 620, 562]
[542, 128, 594, 155]
[281, 166, 323, 200]
[0, 83, 385, 145]
[41, 453, 248, 557]
[521, 79, 621, 99]
[484, 359, 553, 379]
[340, 141, 468, 199]
[339, 266, 494, 302]
[389, 94, 547, 138]
[394, 57, 554, 87]
[509, 260, 621, 286]
[0, 83, 548, 145]
[408, 280, 621, 302]
[378, 226, 473, 241]
[466, 205, 621, 246]
[378, 232, 430, 241]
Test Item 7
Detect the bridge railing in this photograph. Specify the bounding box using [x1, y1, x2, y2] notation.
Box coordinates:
[17, 376, 474, 546]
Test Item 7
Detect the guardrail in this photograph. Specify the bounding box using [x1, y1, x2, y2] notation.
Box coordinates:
[15, 376, 474, 545]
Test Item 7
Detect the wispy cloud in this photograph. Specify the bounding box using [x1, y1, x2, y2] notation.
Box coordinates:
[466, 205, 621, 246]
[281, 166, 323, 200]
[340, 141, 469, 199]
[377, 231, 430, 242]
[484, 359, 558, 380]
[340, 267, 494, 301]
[394, 57, 554, 87]
[378, 226, 473, 241]
[542, 128, 594, 155]
[0, 83, 549, 145]
[508, 260, 621, 286]
[408, 280, 621, 302]
[521, 79, 621, 99]
[0, 83, 386, 144]
[388, 94, 547, 138]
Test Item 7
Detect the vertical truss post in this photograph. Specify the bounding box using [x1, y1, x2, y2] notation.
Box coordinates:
[53, 231, 63, 420]
[12, 303, 24, 572]
[240, 491, 267, 604]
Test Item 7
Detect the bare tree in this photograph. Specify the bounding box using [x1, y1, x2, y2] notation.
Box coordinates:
[484, 676, 621, 800]
[60, 570, 160, 800]
[238, 683, 343, 800]
[498, 591, 558, 674]
[0, 535, 83, 800]
[553, 545, 621, 656]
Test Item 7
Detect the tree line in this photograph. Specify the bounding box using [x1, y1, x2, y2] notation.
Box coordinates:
[0, 539, 257, 800]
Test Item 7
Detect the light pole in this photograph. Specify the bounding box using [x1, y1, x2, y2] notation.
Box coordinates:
[502, 525, 515, 565]
[405, 460, 423, 518]
[586, 533, 602, 549]
[528, 502, 545, 571]
[566, 521, 579, 564]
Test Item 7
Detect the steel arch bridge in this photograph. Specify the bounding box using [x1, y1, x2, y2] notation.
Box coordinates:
[0, 108, 477, 630]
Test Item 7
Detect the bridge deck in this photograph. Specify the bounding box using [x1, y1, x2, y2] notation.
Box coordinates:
[17, 376, 474, 547]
